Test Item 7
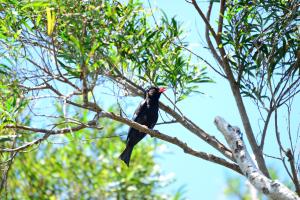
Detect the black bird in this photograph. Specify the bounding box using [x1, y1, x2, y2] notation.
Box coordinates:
[119, 86, 166, 166]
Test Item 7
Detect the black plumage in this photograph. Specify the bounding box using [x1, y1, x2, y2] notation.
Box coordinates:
[119, 86, 166, 166]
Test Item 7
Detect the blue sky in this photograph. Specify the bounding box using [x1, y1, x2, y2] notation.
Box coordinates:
[137, 1, 300, 199]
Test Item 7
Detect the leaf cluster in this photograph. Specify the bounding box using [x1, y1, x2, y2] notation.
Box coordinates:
[223, 0, 299, 105]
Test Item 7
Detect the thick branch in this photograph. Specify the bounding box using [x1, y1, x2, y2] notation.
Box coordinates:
[115, 79, 234, 161]
[101, 111, 242, 174]
[231, 81, 270, 177]
[217, 0, 225, 43]
[214, 116, 299, 200]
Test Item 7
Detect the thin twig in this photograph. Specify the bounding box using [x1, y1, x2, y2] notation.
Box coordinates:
[260, 108, 274, 150]
[286, 149, 300, 196]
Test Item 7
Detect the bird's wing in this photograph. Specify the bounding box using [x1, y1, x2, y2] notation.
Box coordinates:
[148, 107, 159, 129]
[132, 99, 147, 123]
[148, 116, 158, 129]
[134, 100, 159, 129]
[126, 99, 147, 143]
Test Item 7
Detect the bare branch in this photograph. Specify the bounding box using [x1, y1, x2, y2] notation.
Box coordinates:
[274, 107, 286, 154]
[156, 120, 178, 125]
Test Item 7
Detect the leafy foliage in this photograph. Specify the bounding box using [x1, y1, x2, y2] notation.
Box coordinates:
[0, 68, 26, 132]
[0, 0, 211, 104]
[223, 0, 299, 105]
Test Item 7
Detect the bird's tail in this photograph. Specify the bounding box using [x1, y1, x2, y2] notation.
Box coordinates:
[119, 145, 133, 167]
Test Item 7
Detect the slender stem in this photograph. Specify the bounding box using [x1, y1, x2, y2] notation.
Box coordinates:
[191, 0, 217, 40]
[286, 149, 300, 196]
[260, 108, 273, 150]
[204, 1, 223, 67]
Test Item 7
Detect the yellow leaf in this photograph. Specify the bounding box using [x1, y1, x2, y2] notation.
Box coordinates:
[49, 195, 57, 200]
[46, 7, 55, 36]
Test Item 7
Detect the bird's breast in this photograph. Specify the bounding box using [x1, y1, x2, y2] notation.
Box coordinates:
[144, 107, 158, 128]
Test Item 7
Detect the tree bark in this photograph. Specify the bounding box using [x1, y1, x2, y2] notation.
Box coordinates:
[214, 116, 299, 200]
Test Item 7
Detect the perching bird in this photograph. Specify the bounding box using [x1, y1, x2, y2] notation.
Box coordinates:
[119, 86, 166, 166]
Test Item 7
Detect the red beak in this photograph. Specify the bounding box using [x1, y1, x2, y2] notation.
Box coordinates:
[159, 87, 166, 93]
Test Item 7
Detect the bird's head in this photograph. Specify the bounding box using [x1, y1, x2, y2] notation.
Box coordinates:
[145, 86, 166, 100]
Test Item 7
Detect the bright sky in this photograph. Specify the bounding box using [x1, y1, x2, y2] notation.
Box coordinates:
[138, 1, 299, 199]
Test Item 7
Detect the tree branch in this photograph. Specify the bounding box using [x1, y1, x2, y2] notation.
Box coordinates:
[217, 0, 225, 43]
[2, 122, 100, 152]
[191, 0, 217, 40]
[214, 116, 299, 200]
[189, 1, 269, 175]
[204, 1, 224, 68]
[260, 108, 274, 150]
[113, 78, 235, 161]
[206, 9, 266, 174]
[101, 111, 242, 174]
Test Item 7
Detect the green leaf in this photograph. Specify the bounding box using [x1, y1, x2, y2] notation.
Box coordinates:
[21, 1, 50, 10]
